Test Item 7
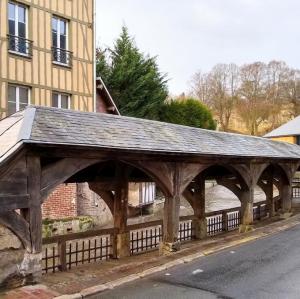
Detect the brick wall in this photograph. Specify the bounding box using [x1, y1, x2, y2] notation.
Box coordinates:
[42, 184, 78, 219]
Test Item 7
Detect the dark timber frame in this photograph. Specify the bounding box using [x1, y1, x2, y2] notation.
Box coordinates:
[1, 106, 300, 283]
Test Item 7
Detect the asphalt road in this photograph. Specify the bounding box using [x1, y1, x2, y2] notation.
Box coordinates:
[93, 224, 300, 299]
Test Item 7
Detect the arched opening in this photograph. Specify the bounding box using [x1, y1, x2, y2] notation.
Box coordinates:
[40, 159, 164, 236]
[184, 164, 249, 215]
[257, 164, 289, 216]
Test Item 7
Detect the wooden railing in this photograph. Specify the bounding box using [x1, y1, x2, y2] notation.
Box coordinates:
[42, 201, 267, 274]
[42, 228, 117, 273]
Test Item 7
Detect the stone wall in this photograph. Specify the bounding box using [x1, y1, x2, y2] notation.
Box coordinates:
[77, 183, 113, 227]
[0, 225, 26, 289]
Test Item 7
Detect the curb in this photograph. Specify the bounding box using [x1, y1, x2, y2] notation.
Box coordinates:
[54, 216, 300, 298]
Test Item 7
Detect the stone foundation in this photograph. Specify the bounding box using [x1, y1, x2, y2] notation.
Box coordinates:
[0, 225, 42, 290]
[159, 241, 180, 255]
[115, 232, 130, 259]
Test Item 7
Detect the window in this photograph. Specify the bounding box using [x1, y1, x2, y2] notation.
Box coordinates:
[296, 136, 300, 145]
[52, 93, 71, 109]
[51, 16, 72, 66]
[8, 2, 32, 56]
[8, 85, 30, 115]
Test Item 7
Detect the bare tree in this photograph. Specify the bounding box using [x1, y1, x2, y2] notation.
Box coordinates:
[190, 60, 300, 135]
[237, 62, 272, 135]
[190, 71, 210, 103]
[285, 69, 300, 117]
[191, 63, 239, 131]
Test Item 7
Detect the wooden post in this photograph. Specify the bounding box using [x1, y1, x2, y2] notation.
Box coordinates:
[281, 183, 292, 214]
[222, 211, 228, 232]
[256, 204, 261, 221]
[18, 156, 43, 283]
[159, 164, 181, 254]
[27, 156, 42, 253]
[112, 164, 130, 259]
[58, 241, 67, 271]
[265, 171, 275, 217]
[239, 186, 254, 233]
[193, 175, 207, 240]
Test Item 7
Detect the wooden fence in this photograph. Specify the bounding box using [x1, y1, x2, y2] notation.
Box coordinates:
[42, 201, 267, 274]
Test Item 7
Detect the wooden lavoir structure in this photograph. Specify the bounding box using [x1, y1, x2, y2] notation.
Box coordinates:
[1, 106, 300, 284]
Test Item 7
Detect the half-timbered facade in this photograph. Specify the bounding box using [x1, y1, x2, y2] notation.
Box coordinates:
[0, 0, 95, 118]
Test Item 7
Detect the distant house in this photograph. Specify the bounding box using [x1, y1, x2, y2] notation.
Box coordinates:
[96, 77, 120, 115]
[264, 116, 300, 145]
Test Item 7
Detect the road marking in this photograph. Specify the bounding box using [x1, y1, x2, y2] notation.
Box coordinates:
[165, 273, 171, 276]
[192, 269, 204, 275]
[230, 250, 236, 254]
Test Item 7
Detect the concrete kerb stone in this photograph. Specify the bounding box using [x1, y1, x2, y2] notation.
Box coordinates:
[54, 294, 82, 299]
[80, 284, 108, 297]
[182, 252, 205, 263]
[104, 274, 140, 289]
[138, 265, 168, 278]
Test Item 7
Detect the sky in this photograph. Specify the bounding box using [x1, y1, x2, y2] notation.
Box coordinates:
[95, 0, 300, 95]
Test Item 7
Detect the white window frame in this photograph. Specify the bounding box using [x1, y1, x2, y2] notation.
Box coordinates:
[52, 16, 69, 66]
[8, 2, 28, 38]
[8, 84, 30, 113]
[52, 92, 71, 109]
[54, 17, 68, 50]
[8, 2, 30, 58]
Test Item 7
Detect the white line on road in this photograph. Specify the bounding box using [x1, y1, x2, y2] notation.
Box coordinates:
[192, 269, 204, 275]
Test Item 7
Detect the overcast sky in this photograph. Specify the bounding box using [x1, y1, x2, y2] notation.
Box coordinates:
[95, 0, 300, 95]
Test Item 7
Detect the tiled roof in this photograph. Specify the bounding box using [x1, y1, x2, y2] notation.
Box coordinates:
[264, 115, 300, 138]
[1, 106, 300, 163]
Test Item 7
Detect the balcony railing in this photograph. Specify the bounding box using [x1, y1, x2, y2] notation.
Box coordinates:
[52, 47, 73, 67]
[7, 35, 33, 57]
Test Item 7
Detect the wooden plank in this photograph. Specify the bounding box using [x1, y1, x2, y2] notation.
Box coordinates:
[127, 220, 163, 231]
[42, 227, 118, 244]
[0, 194, 29, 210]
[0, 181, 28, 196]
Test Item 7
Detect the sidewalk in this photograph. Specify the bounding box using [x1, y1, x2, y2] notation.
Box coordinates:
[2, 213, 300, 299]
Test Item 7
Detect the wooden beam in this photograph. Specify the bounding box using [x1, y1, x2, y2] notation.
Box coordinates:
[0, 195, 29, 210]
[88, 182, 114, 214]
[41, 158, 101, 199]
[0, 211, 31, 250]
[28, 144, 300, 165]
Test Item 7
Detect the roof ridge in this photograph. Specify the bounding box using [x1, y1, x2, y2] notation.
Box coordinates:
[18, 107, 36, 141]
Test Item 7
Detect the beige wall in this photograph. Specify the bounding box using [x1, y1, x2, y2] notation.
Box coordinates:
[270, 136, 296, 144]
[128, 183, 140, 207]
[0, 0, 95, 118]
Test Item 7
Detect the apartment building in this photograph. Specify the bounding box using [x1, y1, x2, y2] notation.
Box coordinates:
[0, 0, 95, 118]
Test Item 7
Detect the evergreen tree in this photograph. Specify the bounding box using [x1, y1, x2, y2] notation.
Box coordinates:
[96, 27, 168, 120]
[160, 98, 216, 130]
